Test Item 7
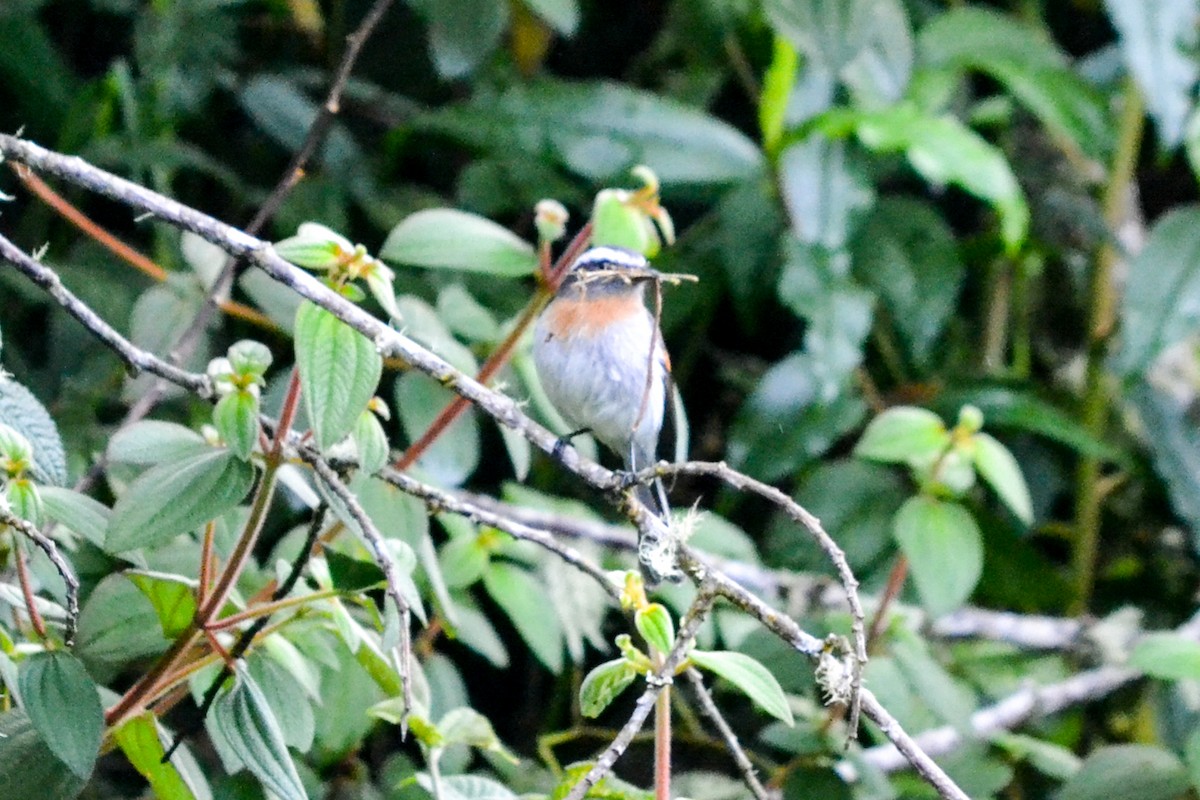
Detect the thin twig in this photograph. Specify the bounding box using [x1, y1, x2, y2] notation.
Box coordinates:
[564, 580, 719, 800]
[640, 460, 866, 735]
[0, 232, 212, 398]
[684, 667, 772, 800]
[0, 510, 80, 646]
[309, 457, 413, 733]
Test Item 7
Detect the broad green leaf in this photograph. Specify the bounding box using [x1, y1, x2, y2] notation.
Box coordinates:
[449, 595, 509, 668]
[381, 209, 537, 277]
[107, 448, 255, 553]
[417, 80, 763, 187]
[127, 571, 199, 638]
[687, 650, 794, 726]
[76, 574, 169, 670]
[213, 390, 260, 461]
[932, 386, 1123, 463]
[294, 300, 383, 450]
[579, 658, 638, 718]
[993, 733, 1081, 781]
[1128, 380, 1200, 547]
[918, 7, 1111, 159]
[38, 486, 110, 549]
[238, 75, 363, 172]
[353, 409, 390, 475]
[123, 283, 205, 404]
[1114, 207, 1200, 377]
[776, 240, 874, 393]
[1059, 745, 1188, 800]
[1131, 633, 1200, 679]
[634, 604, 675, 655]
[6, 478, 42, 526]
[247, 652, 316, 752]
[854, 406, 949, 465]
[439, 534, 490, 588]
[1104, 0, 1199, 148]
[0, 709, 86, 800]
[0, 376, 67, 485]
[436, 774, 519, 800]
[729, 352, 867, 482]
[209, 671, 307, 800]
[777, 135, 874, 249]
[396, 372, 481, 487]
[483, 562, 564, 673]
[972, 432, 1034, 525]
[437, 284, 500, 343]
[761, 35, 799, 156]
[818, 104, 1028, 252]
[891, 628, 976, 731]
[893, 496, 982, 616]
[438, 707, 517, 761]
[325, 549, 388, 592]
[18, 651, 103, 778]
[113, 712, 201, 800]
[411, 0, 507, 79]
[106, 420, 208, 467]
[523, 0, 579, 35]
[851, 198, 965, 367]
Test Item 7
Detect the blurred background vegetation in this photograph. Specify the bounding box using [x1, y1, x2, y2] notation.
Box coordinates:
[6, 0, 1200, 798]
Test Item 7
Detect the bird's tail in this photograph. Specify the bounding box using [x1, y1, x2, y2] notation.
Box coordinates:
[628, 444, 670, 520]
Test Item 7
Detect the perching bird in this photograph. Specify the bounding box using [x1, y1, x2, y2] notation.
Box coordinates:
[532, 245, 675, 520]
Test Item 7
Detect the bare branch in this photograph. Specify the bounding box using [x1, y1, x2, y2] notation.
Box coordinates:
[0, 509, 80, 646]
[0, 233, 212, 398]
[309, 457, 414, 733]
[684, 667, 774, 800]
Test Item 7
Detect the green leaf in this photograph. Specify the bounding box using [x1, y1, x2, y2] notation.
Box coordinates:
[438, 707, 518, 762]
[932, 385, 1123, 463]
[213, 390, 260, 461]
[777, 135, 874, 249]
[325, 549, 388, 592]
[113, 712, 201, 800]
[893, 496, 982, 617]
[0, 709, 86, 800]
[18, 651, 103, 779]
[411, 0, 507, 79]
[127, 571, 199, 639]
[380, 208, 537, 277]
[850, 198, 965, 367]
[76, 574, 170, 670]
[918, 7, 1111, 160]
[107, 448, 255, 553]
[238, 75, 363, 173]
[395, 372, 481, 487]
[209, 670, 308, 800]
[1104, 0, 1199, 148]
[579, 658, 638, 718]
[434, 774, 519, 800]
[1128, 380, 1200, 547]
[294, 300, 383, 450]
[1131, 633, 1200, 680]
[776, 240, 875, 392]
[523, 0, 579, 35]
[0, 375, 67, 485]
[993, 733, 1081, 781]
[246, 652, 316, 752]
[417, 80, 763, 187]
[106, 420, 208, 466]
[634, 604, 675, 655]
[439, 534, 490, 589]
[38, 486, 111, 549]
[971, 432, 1033, 525]
[1059, 745, 1188, 800]
[353, 409, 390, 475]
[483, 562, 564, 673]
[819, 104, 1028, 252]
[1114, 207, 1200, 377]
[854, 406, 949, 465]
[687, 650, 794, 726]
[729, 352, 867, 482]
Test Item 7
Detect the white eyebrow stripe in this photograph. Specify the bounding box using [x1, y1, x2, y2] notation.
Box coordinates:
[572, 246, 648, 271]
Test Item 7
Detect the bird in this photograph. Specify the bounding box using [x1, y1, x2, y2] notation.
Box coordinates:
[532, 245, 675, 520]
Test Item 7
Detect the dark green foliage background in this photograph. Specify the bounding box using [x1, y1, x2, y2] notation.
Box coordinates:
[4, 1, 1200, 798]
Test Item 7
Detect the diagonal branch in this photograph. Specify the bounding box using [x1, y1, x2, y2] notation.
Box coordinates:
[0, 509, 80, 646]
[684, 667, 773, 800]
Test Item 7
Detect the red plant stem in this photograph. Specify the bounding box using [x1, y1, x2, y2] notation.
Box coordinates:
[271, 368, 303, 457]
[14, 542, 46, 640]
[655, 684, 672, 800]
[198, 520, 217, 607]
[393, 222, 594, 471]
[867, 555, 909, 652]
